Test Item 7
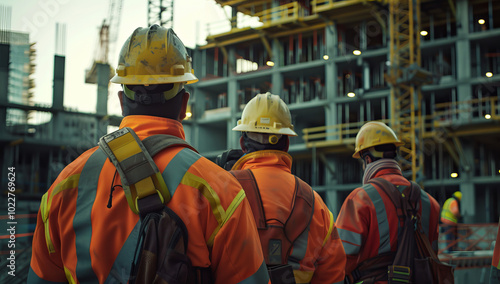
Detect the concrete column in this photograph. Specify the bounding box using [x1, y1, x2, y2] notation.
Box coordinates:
[0, 43, 9, 135]
[455, 0, 472, 123]
[52, 55, 65, 110]
[227, 76, 238, 149]
[96, 63, 109, 116]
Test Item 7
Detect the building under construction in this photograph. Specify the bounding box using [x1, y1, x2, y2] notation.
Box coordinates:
[0, 0, 499, 282]
[184, 0, 499, 280]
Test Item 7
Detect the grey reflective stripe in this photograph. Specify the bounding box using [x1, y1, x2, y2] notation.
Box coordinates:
[420, 189, 431, 238]
[334, 281, 345, 284]
[363, 183, 391, 254]
[161, 147, 201, 197]
[105, 220, 141, 284]
[238, 260, 270, 284]
[74, 150, 106, 283]
[338, 228, 362, 255]
[288, 225, 310, 270]
[27, 267, 66, 283]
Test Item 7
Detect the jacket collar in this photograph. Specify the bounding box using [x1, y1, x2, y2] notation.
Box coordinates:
[231, 150, 292, 172]
[362, 159, 402, 184]
[119, 115, 186, 140]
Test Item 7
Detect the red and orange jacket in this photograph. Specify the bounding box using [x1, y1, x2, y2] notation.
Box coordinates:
[232, 150, 346, 284]
[491, 220, 500, 284]
[336, 159, 440, 284]
[29, 115, 269, 284]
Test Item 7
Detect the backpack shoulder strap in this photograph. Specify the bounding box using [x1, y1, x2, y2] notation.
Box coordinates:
[229, 169, 266, 229]
[98, 127, 195, 217]
[285, 176, 315, 246]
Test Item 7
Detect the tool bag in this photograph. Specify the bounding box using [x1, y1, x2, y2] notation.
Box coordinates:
[230, 169, 315, 284]
[348, 178, 455, 284]
[99, 127, 211, 284]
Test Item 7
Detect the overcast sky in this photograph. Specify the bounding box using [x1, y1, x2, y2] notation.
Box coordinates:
[1, 0, 228, 115]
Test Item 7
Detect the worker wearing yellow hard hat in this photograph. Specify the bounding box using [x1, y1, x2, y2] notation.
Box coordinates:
[225, 92, 346, 283]
[336, 121, 441, 283]
[29, 25, 269, 284]
[441, 191, 463, 252]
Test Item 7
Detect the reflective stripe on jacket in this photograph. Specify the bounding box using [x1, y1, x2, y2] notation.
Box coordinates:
[336, 164, 440, 283]
[29, 115, 269, 284]
[440, 197, 460, 225]
[232, 150, 346, 284]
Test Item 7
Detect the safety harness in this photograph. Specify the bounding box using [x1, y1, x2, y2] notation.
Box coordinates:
[230, 169, 314, 284]
[98, 127, 211, 284]
[347, 178, 454, 284]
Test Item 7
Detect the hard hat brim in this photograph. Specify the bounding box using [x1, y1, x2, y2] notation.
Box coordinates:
[232, 124, 298, 136]
[110, 73, 198, 85]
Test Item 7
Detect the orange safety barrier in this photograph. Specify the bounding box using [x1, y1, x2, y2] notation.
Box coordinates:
[438, 223, 497, 269]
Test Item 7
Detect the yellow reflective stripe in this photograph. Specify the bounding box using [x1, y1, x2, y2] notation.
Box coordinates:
[107, 132, 142, 162]
[181, 172, 226, 224]
[207, 189, 246, 247]
[64, 267, 76, 284]
[323, 210, 334, 247]
[293, 269, 314, 283]
[42, 174, 81, 254]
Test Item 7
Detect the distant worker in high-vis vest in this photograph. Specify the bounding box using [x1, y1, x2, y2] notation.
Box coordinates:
[440, 191, 462, 252]
[490, 220, 500, 284]
[28, 25, 270, 284]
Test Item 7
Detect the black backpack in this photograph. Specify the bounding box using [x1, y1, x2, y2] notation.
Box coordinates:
[99, 127, 211, 284]
[347, 178, 455, 284]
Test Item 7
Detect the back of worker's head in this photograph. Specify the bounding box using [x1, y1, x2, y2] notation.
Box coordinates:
[232, 92, 297, 153]
[110, 25, 198, 119]
[353, 121, 404, 166]
[452, 191, 462, 201]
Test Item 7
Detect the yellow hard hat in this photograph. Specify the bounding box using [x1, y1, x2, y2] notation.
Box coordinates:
[352, 121, 404, 158]
[232, 92, 297, 136]
[110, 25, 198, 86]
[453, 191, 462, 201]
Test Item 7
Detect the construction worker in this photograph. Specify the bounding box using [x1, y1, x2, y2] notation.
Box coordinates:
[336, 121, 441, 284]
[28, 25, 270, 284]
[440, 191, 462, 252]
[226, 92, 346, 284]
[491, 220, 500, 284]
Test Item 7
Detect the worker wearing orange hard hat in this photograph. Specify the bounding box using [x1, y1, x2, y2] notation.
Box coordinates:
[28, 25, 269, 284]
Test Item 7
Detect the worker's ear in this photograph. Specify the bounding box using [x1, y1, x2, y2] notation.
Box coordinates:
[239, 136, 247, 153]
[178, 91, 190, 122]
[118, 90, 124, 114]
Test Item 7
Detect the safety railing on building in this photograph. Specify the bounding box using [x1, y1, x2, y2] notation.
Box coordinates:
[438, 223, 497, 269]
[302, 96, 500, 148]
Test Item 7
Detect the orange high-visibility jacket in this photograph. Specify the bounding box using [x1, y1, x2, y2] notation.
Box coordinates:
[440, 197, 460, 225]
[336, 164, 440, 283]
[491, 220, 500, 283]
[232, 150, 346, 284]
[29, 115, 270, 284]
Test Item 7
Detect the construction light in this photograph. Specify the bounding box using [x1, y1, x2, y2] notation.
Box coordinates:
[451, 172, 458, 178]
[485, 114, 491, 119]
[266, 60, 275, 67]
[478, 19, 485, 25]
[353, 50, 361, 56]
[347, 92, 356, 98]
[420, 30, 428, 36]
[323, 55, 329, 60]
[186, 112, 192, 118]
[486, 72, 493, 77]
